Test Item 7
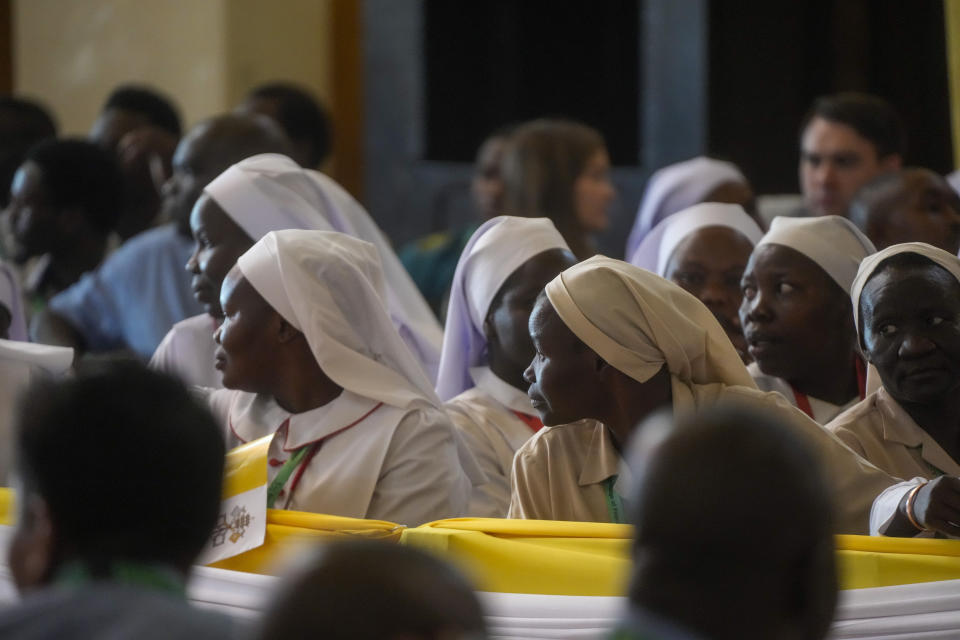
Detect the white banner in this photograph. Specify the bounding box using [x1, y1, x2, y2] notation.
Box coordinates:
[196, 484, 267, 565]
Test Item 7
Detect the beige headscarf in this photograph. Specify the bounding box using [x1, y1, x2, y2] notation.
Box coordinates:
[544, 256, 757, 389]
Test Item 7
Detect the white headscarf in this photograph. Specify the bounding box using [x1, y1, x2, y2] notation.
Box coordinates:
[436, 216, 570, 400]
[850, 242, 960, 396]
[756, 215, 876, 293]
[851, 242, 960, 335]
[0, 262, 26, 341]
[545, 256, 757, 389]
[205, 153, 444, 381]
[625, 157, 747, 259]
[237, 230, 439, 410]
[628, 202, 763, 275]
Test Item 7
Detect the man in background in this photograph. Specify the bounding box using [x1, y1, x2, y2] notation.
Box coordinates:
[799, 92, 904, 217]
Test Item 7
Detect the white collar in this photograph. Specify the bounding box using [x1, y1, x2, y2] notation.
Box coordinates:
[469, 366, 536, 415]
[229, 389, 383, 451]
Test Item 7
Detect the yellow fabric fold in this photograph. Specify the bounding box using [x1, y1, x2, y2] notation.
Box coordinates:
[223, 435, 270, 498]
[208, 509, 405, 574]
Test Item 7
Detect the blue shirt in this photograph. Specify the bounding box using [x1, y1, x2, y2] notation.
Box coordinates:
[48, 224, 203, 358]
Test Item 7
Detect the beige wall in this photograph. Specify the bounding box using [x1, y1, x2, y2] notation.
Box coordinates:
[224, 0, 330, 109]
[11, 0, 332, 138]
[13, 0, 229, 134]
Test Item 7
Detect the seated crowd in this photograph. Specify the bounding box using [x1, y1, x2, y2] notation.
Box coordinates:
[0, 85, 959, 638]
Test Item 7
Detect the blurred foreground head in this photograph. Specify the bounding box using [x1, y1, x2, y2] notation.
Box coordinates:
[625, 405, 837, 640]
[9, 362, 225, 591]
[257, 540, 487, 640]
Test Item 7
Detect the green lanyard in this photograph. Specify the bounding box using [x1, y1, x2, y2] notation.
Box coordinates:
[604, 475, 625, 524]
[266, 444, 316, 509]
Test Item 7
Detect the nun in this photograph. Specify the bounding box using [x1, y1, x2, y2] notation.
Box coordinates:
[625, 156, 756, 260]
[740, 216, 876, 423]
[204, 230, 472, 526]
[829, 243, 960, 538]
[509, 256, 894, 534]
[151, 154, 443, 387]
[437, 216, 577, 516]
[630, 202, 763, 360]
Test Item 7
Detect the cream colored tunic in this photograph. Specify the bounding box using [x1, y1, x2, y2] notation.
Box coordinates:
[446, 367, 545, 517]
[509, 379, 895, 534]
[150, 314, 221, 388]
[508, 419, 626, 523]
[748, 362, 858, 425]
[827, 388, 960, 480]
[205, 388, 471, 526]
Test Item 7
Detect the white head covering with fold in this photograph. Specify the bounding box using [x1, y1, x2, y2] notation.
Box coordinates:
[756, 215, 876, 293]
[628, 202, 763, 274]
[850, 242, 960, 395]
[205, 153, 443, 381]
[436, 216, 570, 401]
[545, 256, 757, 388]
[237, 230, 440, 410]
[0, 261, 26, 341]
[947, 170, 960, 197]
[851, 242, 960, 335]
[625, 157, 747, 259]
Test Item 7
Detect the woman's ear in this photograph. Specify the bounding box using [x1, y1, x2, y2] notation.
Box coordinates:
[276, 316, 302, 344]
[482, 315, 497, 344]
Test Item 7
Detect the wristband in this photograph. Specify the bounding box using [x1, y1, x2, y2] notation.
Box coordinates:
[905, 481, 929, 532]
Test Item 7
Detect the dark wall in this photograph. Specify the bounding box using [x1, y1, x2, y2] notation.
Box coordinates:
[365, 0, 952, 249]
[708, 0, 953, 194]
[424, 1, 640, 165]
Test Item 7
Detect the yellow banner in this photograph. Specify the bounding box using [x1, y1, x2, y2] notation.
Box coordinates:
[948, 0, 960, 168]
[209, 510, 405, 574]
[222, 435, 271, 498]
[4, 487, 960, 594]
[401, 519, 960, 596]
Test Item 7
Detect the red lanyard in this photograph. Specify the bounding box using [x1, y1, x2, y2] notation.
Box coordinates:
[791, 358, 866, 420]
[511, 410, 544, 433]
[265, 402, 383, 509]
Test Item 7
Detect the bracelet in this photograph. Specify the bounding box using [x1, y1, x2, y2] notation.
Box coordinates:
[905, 482, 929, 532]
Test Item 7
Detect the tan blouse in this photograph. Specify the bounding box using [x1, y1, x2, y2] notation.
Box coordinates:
[509, 378, 895, 534]
[827, 387, 960, 480]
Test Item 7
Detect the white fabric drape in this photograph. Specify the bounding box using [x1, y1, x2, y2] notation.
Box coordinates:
[436, 216, 570, 401]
